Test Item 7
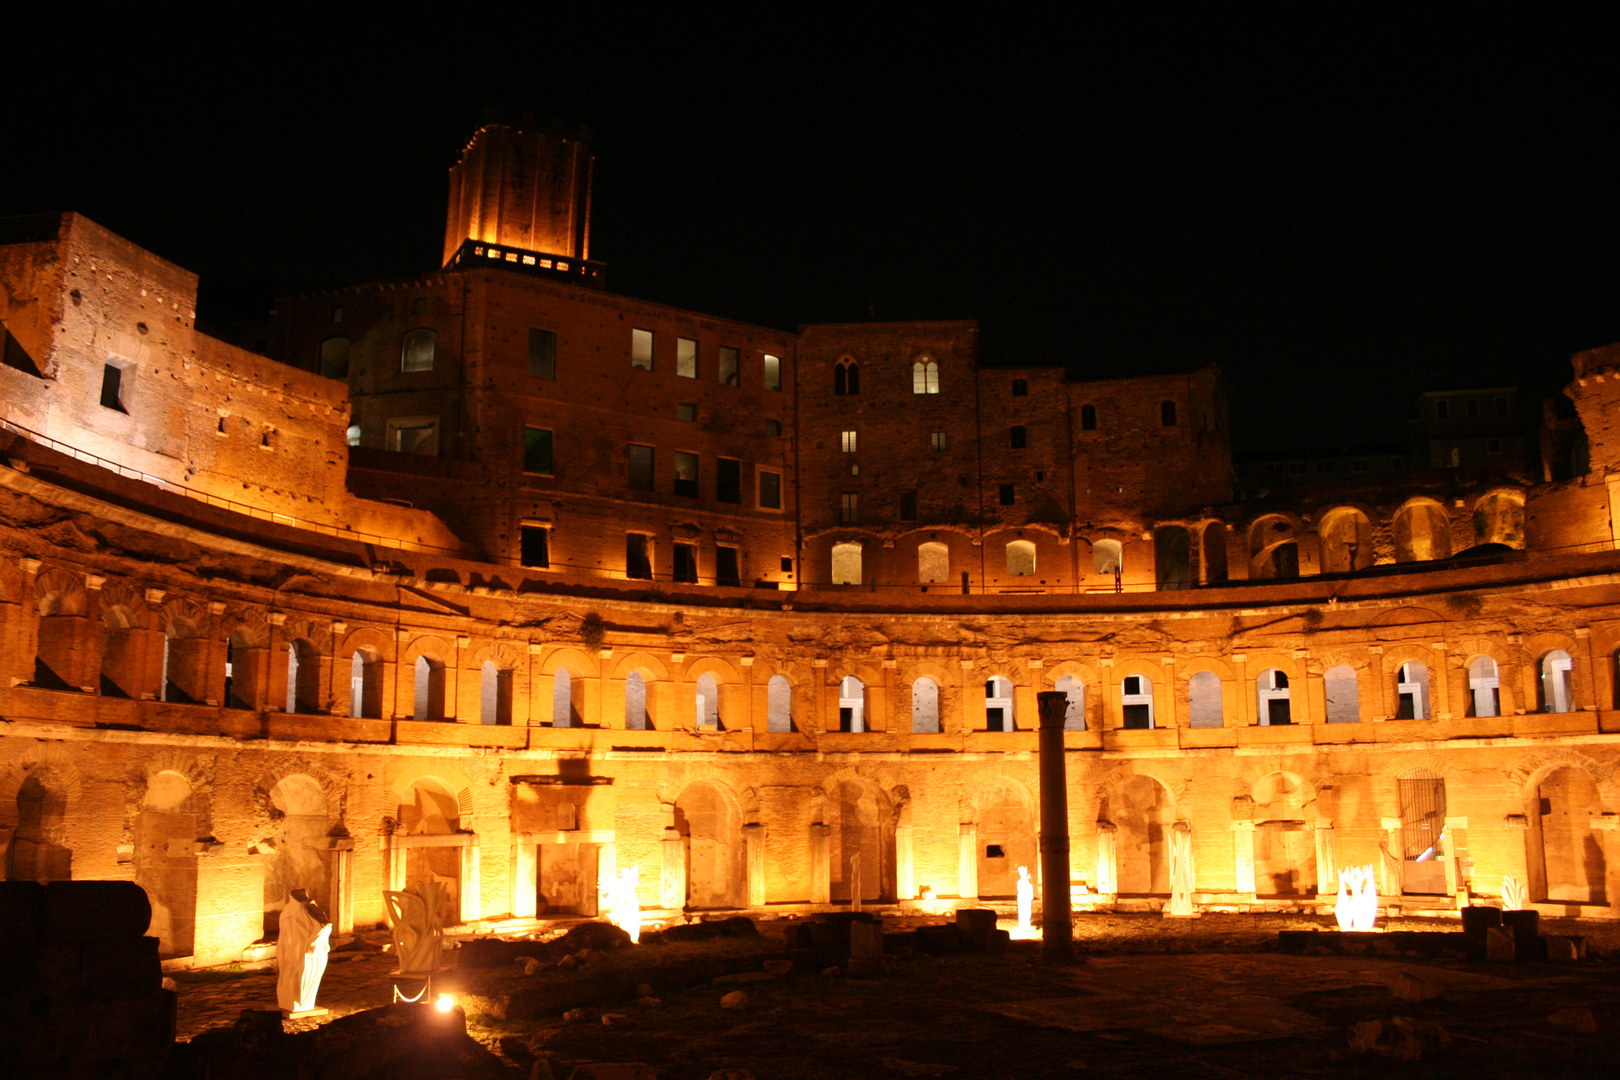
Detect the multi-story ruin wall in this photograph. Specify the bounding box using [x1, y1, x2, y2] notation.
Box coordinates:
[2, 123, 1619, 969]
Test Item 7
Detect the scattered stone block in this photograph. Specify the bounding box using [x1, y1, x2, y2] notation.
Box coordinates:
[720, 991, 749, 1010]
[1514, 933, 1548, 963]
[954, 909, 998, 934]
[1501, 909, 1540, 939]
[44, 880, 152, 942]
[851, 920, 885, 960]
[713, 970, 774, 986]
[635, 983, 655, 998]
[563, 1008, 589, 1023]
[1460, 905, 1502, 939]
[1547, 1008, 1597, 1034]
[1349, 1017, 1450, 1060]
[601, 1013, 629, 1027]
[763, 959, 793, 975]
[1387, 970, 1447, 1002]
[1545, 935, 1578, 963]
[501, 1035, 536, 1060]
[460, 993, 512, 1021]
[1485, 928, 1515, 962]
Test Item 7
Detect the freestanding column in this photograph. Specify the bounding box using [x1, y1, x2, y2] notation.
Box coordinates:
[1036, 690, 1075, 963]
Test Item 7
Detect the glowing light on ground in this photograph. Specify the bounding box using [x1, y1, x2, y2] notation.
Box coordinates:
[1335, 865, 1377, 931]
[601, 866, 642, 943]
[434, 993, 454, 1012]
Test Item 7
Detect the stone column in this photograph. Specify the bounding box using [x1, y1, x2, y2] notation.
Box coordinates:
[1095, 823, 1117, 895]
[810, 823, 831, 905]
[459, 837, 481, 922]
[895, 823, 915, 901]
[1036, 690, 1074, 962]
[1314, 821, 1336, 897]
[957, 822, 979, 899]
[743, 823, 767, 907]
[661, 827, 687, 909]
[384, 834, 407, 893]
[510, 840, 538, 919]
[328, 839, 355, 933]
[1442, 816, 1468, 907]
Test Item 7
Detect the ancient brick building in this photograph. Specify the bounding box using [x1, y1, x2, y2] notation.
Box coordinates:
[1, 123, 1618, 966]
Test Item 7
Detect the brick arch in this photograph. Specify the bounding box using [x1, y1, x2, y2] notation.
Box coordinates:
[223, 608, 271, 649]
[816, 765, 905, 820]
[159, 596, 210, 635]
[536, 646, 599, 678]
[34, 567, 88, 616]
[469, 640, 525, 671]
[0, 744, 85, 841]
[400, 633, 455, 667]
[828, 661, 885, 689]
[657, 764, 760, 820]
[1246, 769, 1320, 823]
[959, 764, 1036, 823]
[1090, 763, 1182, 822]
[609, 651, 671, 681]
[1506, 750, 1618, 804]
[124, 750, 213, 842]
[1042, 659, 1101, 686]
[249, 761, 347, 833]
[0, 557, 22, 603]
[280, 617, 332, 654]
[337, 624, 395, 661]
[391, 768, 476, 823]
[96, 581, 148, 628]
[683, 655, 742, 684]
[1243, 651, 1305, 684]
[1451, 635, 1520, 715]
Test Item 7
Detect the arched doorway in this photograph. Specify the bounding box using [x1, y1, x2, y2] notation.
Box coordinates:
[6, 775, 71, 882]
[263, 775, 332, 937]
[1252, 772, 1316, 897]
[399, 778, 462, 924]
[975, 781, 1036, 898]
[829, 779, 894, 903]
[673, 782, 745, 909]
[1532, 766, 1607, 904]
[1112, 775, 1173, 895]
[135, 769, 199, 957]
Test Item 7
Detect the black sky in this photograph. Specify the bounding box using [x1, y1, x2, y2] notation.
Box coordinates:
[4, 14, 1616, 456]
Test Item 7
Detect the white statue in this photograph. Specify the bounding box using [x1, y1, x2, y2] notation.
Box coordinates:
[385, 880, 445, 975]
[1016, 866, 1034, 931]
[849, 855, 862, 913]
[1167, 821, 1195, 917]
[276, 888, 332, 1014]
[1335, 864, 1378, 932]
[1502, 874, 1527, 911]
[599, 865, 642, 944]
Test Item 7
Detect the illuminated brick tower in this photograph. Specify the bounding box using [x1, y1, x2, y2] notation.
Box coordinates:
[442, 122, 595, 273]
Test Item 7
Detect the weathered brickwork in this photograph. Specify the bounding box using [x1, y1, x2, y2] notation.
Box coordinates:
[2, 123, 1620, 969]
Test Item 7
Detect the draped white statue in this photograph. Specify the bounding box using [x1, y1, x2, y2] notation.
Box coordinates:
[1016, 866, 1034, 931]
[384, 880, 445, 976]
[276, 889, 332, 1014]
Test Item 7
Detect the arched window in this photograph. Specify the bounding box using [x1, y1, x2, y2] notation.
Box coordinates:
[835, 359, 860, 395]
[912, 677, 940, 733]
[1094, 540, 1122, 577]
[912, 358, 939, 394]
[918, 542, 949, 584]
[1189, 671, 1222, 727]
[1257, 669, 1291, 725]
[286, 640, 320, 715]
[401, 327, 435, 372]
[350, 649, 382, 719]
[696, 672, 721, 730]
[767, 674, 793, 733]
[1056, 675, 1085, 730]
[1201, 521, 1229, 584]
[831, 542, 862, 585]
[1080, 404, 1098, 430]
[1540, 650, 1574, 713]
[1010, 425, 1027, 449]
[161, 619, 206, 705]
[1324, 665, 1359, 723]
[1160, 400, 1177, 426]
[1473, 492, 1525, 548]
[552, 669, 579, 727]
[625, 671, 650, 730]
[319, 336, 351, 379]
[1121, 674, 1153, 729]
[1319, 507, 1374, 573]
[1006, 540, 1036, 577]
[480, 660, 511, 725]
[985, 676, 1015, 731]
[838, 676, 866, 732]
[1396, 661, 1430, 720]
[1154, 526, 1191, 591]
[1468, 656, 1500, 718]
[413, 655, 446, 722]
[1393, 500, 1452, 562]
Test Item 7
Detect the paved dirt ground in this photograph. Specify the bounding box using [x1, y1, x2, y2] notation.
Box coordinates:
[170, 913, 1620, 1078]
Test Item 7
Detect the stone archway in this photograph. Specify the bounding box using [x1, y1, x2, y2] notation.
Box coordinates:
[1110, 774, 1174, 895]
[673, 781, 745, 909]
[1532, 765, 1607, 905]
[828, 778, 895, 904]
[974, 780, 1037, 899]
[262, 775, 333, 937]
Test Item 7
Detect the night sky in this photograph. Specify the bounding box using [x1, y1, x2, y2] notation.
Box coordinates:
[5, 16, 1616, 456]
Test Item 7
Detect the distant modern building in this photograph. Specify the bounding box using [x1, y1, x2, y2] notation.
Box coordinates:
[0, 123, 1617, 968]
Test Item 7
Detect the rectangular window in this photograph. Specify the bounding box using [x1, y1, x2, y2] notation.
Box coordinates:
[100, 363, 125, 412]
[678, 403, 697, 421]
[523, 427, 554, 474]
[719, 346, 740, 386]
[780, 556, 793, 574]
[759, 469, 782, 510]
[674, 451, 699, 497]
[673, 542, 698, 583]
[930, 431, 948, 452]
[841, 430, 858, 453]
[677, 337, 698, 378]
[717, 458, 742, 504]
[900, 490, 917, 521]
[626, 534, 652, 579]
[1488, 438, 1503, 454]
[529, 329, 557, 379]
[632, 328, 654, 370]
[840, 492, 858, 523]
[628, 444, 655, 491]
[764, 418, 782, 437]
[763, 354, 781, 391]
[401, 328, 435, 372]
[1435, 400, 1450, 419]
[519, 525, 550, 568]
[715, 546, 741, 587]
[999, 484, 1015, 506]
[386, 416, 439, 456]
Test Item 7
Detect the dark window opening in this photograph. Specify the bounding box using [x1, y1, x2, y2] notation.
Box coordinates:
[899, 490, 917, 521]
[999, 484, 1015, 505]
[626, 534, 651, 579]
[1010, 425, 1026, 449]
[100, 364, 125, 412]
[780, 557, 793, 574]
[1161, 400, 1177, 426]
[1080, 404, 1097, 430]
[1122, 704, 1152, 729]
[529, 328, 557, 379]
[674, 451, 699, 497]
[717, 459, 742, 503]
[716, 546, 741, 587]
[759, 470, 782, 510]
[520, 526, 550, 568]
[673, 543, 697, 583]
[1011, 380, 1027, 396]
[628, 445, 655, 492]
[523, 427, 554, 474]
[985, 845, 1006, 858]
